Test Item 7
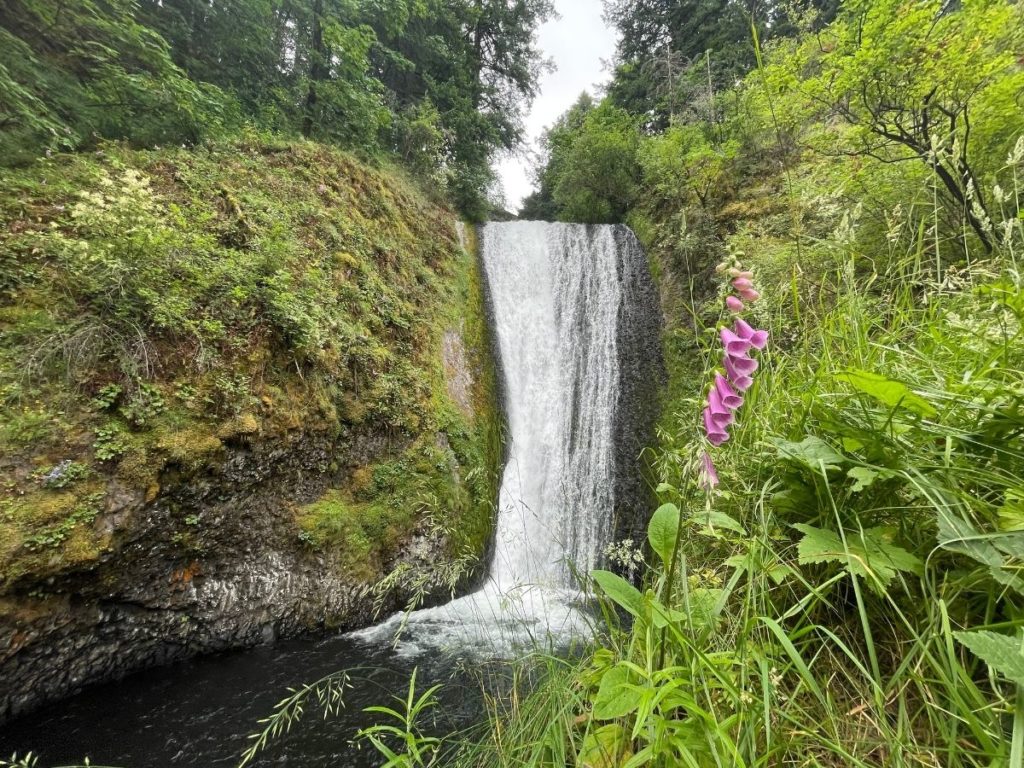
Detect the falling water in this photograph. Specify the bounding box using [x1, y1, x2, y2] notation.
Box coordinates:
[355, 221, 661, 654]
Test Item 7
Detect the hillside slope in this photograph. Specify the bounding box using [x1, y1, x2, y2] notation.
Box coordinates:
[0, 136, 501, 719]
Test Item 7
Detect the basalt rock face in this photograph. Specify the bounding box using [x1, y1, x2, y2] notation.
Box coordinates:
[0, 420, 475, 722]
[610, 225, 665, 547]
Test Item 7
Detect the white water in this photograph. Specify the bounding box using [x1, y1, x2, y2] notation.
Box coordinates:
[354, 222, 645, 656]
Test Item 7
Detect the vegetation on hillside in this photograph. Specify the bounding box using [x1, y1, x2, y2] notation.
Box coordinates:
[0, 136, 499, 596]
[0, 0, 553, 217]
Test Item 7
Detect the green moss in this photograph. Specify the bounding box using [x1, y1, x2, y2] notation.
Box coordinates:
[0, 140, 502, 592]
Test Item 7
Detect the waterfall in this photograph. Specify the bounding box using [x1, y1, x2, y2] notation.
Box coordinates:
[484, 223, 636, 588]
[354, 221, 661, 654]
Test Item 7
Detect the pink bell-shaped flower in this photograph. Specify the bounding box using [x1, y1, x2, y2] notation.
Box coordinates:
[700, 451, 719, 489]
[726, 295, 744, 313]
[726, 352, 758, 376]
[703, 407, 729, 446]
[738, 288, 760, 303]
[724, 355, 755, 390]
[707, 387, 734, 427]
[732, 277, 754, 290]
[733, 318, 768, 350]
[714, 373, 743, 409]
[720, 327, 752, 356]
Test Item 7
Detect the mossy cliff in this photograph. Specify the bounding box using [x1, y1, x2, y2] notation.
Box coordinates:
[0, 136, 501, 719]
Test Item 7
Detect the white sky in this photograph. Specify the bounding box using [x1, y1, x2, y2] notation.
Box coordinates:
[495, 0, 618, 213]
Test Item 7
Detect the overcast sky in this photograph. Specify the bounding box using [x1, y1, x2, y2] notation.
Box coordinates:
[495, 0, 618, 213]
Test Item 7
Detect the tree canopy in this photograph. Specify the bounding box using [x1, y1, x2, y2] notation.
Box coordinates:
[0, 0, 554, 217]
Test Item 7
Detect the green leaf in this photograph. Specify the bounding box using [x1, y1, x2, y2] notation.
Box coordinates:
[989, 566, 1024, 595]
[847, 466, 878, 492]
[836, 369, 938, 418]
[935, 509, 1003, 567]
[693, 510, 746, 535]
[647, 503, 680, 567]
[591, 570, 645, 618]
[954, 630, 1024, 686]
[998, 489, 1024, 531]
[772, 436, 848, 473]
[794, 523, 923, 591]
[578, 723, 629, 768]
[593, 663, 641, 720]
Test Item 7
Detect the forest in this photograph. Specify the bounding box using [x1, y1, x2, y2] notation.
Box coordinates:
[1, 0, 1023, 766]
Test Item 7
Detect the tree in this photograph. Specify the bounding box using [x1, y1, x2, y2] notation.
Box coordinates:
[548, 101, 641, 224]
[770, 0, 1024, 251]
[0, 0, 230, 163]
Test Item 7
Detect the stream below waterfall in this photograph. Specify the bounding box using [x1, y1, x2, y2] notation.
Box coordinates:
[0, 222, 661, 767]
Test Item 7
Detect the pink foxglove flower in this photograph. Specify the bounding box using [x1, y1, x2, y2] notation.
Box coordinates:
[733, 318, 768, 350]
[726, 295, 744, 312]
[707, 387, 734, 427]
[720, 327, 752, 356]
[703, 408, 729, 446]
[714, 373, 743, 409]
[732, 277, 754, 291]
[738, 288, 760, 303]
[700, 451, 719, 489]
[724, 355, 754, 390]
[726, 352, 758, 376]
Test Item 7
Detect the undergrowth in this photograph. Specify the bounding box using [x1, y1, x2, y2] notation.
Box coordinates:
[0, 134, 500, 595]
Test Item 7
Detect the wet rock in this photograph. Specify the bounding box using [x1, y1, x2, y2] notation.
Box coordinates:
[0, 429, 462, 723]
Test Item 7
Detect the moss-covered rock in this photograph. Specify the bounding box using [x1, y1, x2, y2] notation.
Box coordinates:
[0, 137, 501, 720]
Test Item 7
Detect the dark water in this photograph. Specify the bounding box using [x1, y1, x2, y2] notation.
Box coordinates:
[0, 632, 490, 768]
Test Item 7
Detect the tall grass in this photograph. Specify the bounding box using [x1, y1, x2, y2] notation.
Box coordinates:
[442, 149, 1024, 767]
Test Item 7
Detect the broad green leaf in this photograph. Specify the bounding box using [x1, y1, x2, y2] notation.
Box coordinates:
[647, 503, 680, 567]
[591, 569, 644, 618]
[998, 489, 1024, 531]
[684, 587, 725, 629]
[954, 630, 1024, 686]
[794, 523, 923, 591]
[992, 532, 1024, 561]
[725, 552, 794, 584]
[768, 562, 796, 585]
[836, 369, 937, 418]
[772, 436, 847, 473]
[649, 597, 686, 628]
[693, 510, 746, 535]
[593, 663, 641, 720]
[847, 466, 881, 492]
[989, 566, 1024, 596]
[578, 723, 630, 768]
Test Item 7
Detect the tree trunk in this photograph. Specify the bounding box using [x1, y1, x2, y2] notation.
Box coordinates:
[302, 0, 326, 138]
